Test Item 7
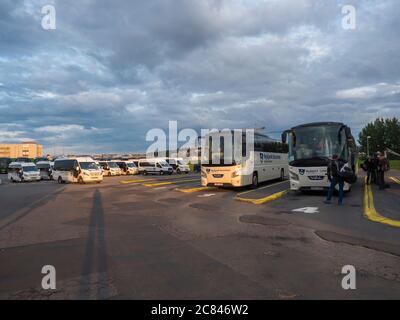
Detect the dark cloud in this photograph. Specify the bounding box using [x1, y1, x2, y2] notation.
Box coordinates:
[0, 0, 399, 153]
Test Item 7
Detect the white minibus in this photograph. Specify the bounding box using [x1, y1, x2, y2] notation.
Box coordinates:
[36, 161, 53, 180]
[8, 162, 41, 182]
[138, 159, 173, 175]
[52, 157, 103, 184]
[165, 158, 190, 174]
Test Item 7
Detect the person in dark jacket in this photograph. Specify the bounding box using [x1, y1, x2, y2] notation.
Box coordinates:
[324, 154, 345, 205]
[364, 156, 375, 185]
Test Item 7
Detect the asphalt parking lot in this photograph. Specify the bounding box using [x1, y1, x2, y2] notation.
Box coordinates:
[0, 171, 400, 299]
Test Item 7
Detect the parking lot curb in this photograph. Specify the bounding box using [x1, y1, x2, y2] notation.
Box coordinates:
[143, 178, 199, 187]
[176, 186, 215, 193]
[235, 190, 288, 205]
[363, 177, 400, 228]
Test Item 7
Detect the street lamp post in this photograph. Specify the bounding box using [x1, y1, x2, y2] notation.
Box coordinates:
[367, 136, 371, 157]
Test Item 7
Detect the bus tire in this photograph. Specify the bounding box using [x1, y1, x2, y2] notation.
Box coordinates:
[78, 177, 84, 184]
[280, 169, 285, 181]
[177, 169, 181, 174]
[251, 173, 258, 189]
[57, 176, 63, 184]
[143, 170, 147, 176]
[160, 171, 164, 175]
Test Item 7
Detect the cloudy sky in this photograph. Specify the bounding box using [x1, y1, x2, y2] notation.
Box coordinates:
[1, 0, 399, 154]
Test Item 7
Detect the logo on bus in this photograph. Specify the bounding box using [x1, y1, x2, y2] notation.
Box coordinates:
[299, 169, 306, 175]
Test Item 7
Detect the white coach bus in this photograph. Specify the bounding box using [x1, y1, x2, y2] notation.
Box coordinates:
[201, 130, 288, 188]
[53, 157, 103, 184]
[282, 122, 358, 192]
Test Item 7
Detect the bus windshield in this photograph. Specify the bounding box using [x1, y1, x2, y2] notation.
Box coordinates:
[288, 125, 348, 165]
[127, 163, 136, 168]
[108, 162, 119, 168]
[24, 166, 38, 172]
[80, 162, 99, 170]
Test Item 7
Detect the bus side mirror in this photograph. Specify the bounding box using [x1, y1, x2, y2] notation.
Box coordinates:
[76, 166, 80, 172]
[281, 132, 287, 144]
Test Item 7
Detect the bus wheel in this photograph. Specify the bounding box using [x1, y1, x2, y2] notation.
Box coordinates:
[143, 171, 147, 175]
[177, 169, 181, 174]
[251, 173, 258, 189]
[280, 169, 285, 181]
[57, 176, 63, 184]
[160, 171, 164, 175]
[78, 177, 84, 184]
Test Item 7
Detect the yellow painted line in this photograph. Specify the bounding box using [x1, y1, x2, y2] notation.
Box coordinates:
[120, 179, 147, 184]
[120, 176, 197, 185]
[390, 176, 400, 184]
[363, 177, 400, 228]
[176, 186, 215, 193]
[237, 180, 288, 197]
[143, 179, 199, 187]
[236, 190, 288, 205]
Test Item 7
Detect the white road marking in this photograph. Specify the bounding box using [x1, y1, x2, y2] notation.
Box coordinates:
[292, 207, 319, 214]
[198, 193, 216, 198]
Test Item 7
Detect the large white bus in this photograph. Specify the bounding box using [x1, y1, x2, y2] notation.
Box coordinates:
[201, 130, 288, 188]
[282, 122, 358, 192]
[53, 157, 103, 184]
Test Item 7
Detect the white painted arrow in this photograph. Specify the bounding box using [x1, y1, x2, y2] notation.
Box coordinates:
[292, 207, 319, 214]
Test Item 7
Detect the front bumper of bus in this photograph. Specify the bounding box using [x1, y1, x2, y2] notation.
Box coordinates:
[288, 166, 351, 191]
[201, 167, 250, 187]
[82, 175, 103, 183]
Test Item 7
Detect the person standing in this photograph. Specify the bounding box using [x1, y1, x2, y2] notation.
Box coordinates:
[324, 154, 345, 205]
[365, 156, 375, 185]
[377, 152, 390, 190]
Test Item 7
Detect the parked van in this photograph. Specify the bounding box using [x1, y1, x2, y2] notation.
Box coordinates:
[0, 158, 11, 174]
[36, 161, 53, 180]
[98, 161, 122, 176]
[15, 157, 33, 163]
[138, 159, 173, 175]
[165, 158, 190, 174]
[8, 162, 41, 182]
[52, 157, 103, 184]
[115, 160, 139, 175]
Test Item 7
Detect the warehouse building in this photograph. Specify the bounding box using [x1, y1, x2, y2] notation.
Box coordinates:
[0, 142, 43, 159]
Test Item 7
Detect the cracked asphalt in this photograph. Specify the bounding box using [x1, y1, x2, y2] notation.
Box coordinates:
[0, 171, 399, 299]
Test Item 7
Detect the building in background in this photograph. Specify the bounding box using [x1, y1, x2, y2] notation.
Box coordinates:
[0, 142, 43, 159]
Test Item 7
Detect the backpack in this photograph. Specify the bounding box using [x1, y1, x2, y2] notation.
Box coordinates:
[338, 162, 357, 184]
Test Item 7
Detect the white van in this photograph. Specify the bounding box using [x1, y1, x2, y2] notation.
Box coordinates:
[165, 158, 190, 174]
[98, 161, 122, 176]
[36, 161, 53, 180]
[8, 162, 41, 182]
[52, 157, 103, 184]
[115, 160, 139, 175]
[138, 159, 173, 175]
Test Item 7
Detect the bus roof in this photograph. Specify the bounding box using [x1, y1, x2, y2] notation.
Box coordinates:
[9, 162, 37, 168]
[291, 122, 345, 130]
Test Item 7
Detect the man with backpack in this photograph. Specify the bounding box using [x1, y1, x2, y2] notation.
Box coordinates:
[324, 154, 345, 205]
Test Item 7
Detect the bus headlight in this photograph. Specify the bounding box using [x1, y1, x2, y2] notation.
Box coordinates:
[232, 170, 240, 178]
[289, 170, 299, 181]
